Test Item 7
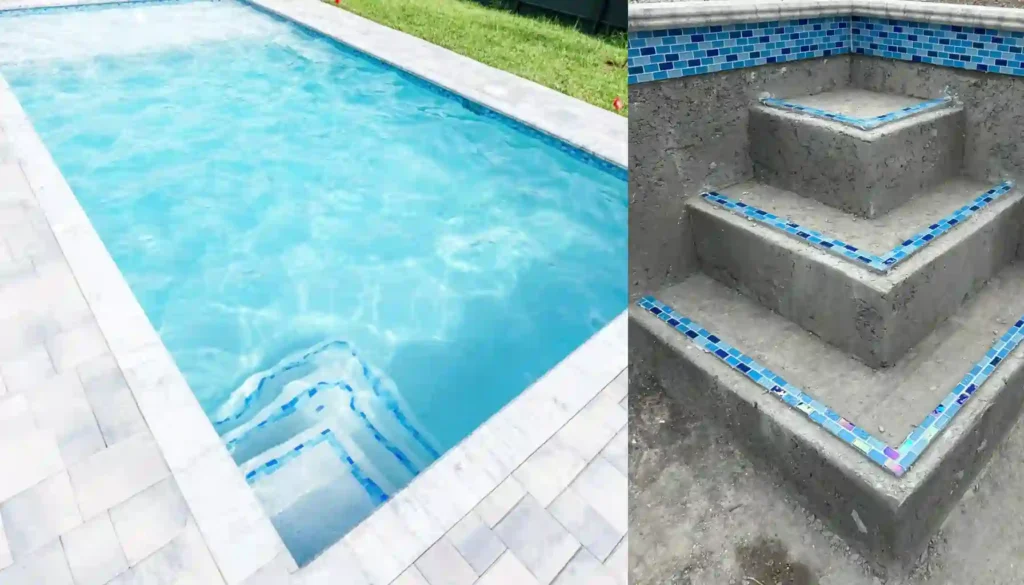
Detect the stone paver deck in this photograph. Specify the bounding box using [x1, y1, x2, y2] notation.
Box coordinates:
[0, 0, 628, 582]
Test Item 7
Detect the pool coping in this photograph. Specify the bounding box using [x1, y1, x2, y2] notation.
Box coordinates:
[628, 0, 1024, 33]
[0, 0, 627, 582]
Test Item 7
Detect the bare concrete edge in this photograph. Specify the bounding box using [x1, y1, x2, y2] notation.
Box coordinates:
[629, 0, 1024, 33]
[750, 101, 962, 143]
[630, 299, 1024, 562]
[688, 184, 1024, 295]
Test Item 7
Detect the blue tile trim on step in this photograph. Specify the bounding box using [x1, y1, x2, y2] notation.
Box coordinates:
[701, 181, 1015, 273]
[627, 16, 850, 84]
[243, 427, 389, 504]
[224, 380, 422, 477]
[760, 96, 951, 130]
[637, 296, 1024, 476]
[630, 15, 1024, 82]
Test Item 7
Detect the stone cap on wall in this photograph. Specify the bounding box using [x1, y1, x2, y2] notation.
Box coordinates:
[630, 0, 1024, 33]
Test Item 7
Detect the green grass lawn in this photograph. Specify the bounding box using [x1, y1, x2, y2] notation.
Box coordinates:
[326, 0, 628, 116]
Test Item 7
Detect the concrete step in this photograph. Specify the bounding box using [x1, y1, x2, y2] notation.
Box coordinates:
[688, 177, 1022, 367]
[750, 88, 964, 218]
[629, 263, 1024, 561]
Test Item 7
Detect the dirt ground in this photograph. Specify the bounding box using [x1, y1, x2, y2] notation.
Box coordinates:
[628, 369, 1024, 585]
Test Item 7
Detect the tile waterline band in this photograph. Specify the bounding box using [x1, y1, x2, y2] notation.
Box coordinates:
[637, 296, 1024, 476]
[627, 16, 849, 84]
[761, 96, 951, 130]
[243, 427, 389, 504]
[628, 11, 1024, 82]
[701, 181, 1015, 273]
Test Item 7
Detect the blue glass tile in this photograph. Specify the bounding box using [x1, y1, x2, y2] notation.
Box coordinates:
[637, 297, 1024, 478]
[701, 181, 1014, 273]
[632, 14, 1024, 82]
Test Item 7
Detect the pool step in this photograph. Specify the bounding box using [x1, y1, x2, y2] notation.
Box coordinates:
[212, 340, 441, 565]
[688, 177, 1023, 367]
[241, 426, 388, 566]
[226, 378, 437, 493]
[751, 88, 964, 218]
[630, 265, 1024, 560]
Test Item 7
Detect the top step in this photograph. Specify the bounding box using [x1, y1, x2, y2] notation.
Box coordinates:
[762, 89, 953, 131]
[751, 89, 964, 219]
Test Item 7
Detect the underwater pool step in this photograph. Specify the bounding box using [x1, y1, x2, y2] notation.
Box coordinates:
[750, 88, 964, 218]
[216, 340, 440, 496]
[630, 264, 1024, 561]
[241, 426, 388, 566]
[688, 177, 1023, 367]
[221, 341, 447, 566]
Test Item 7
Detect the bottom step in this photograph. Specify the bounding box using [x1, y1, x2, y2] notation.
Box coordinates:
[630, 264, 1024, 560]
[243, 426, 388, 566]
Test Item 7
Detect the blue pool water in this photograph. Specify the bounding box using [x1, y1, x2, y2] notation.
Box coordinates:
[0, 0, 625, 562]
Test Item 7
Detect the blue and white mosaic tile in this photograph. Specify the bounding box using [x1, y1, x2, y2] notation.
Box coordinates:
[629, 14, 1024, 82]
[701, 181, 1015, 273]
[637, 296, 1024, 476]
[243, 427, 389, 503]
[854, 16, 1024, 76]
[627, 17, 849, 84]
[761, 96, 951, 130]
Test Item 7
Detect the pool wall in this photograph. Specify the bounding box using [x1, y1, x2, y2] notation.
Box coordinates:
[628, 0, 1024, 297]
[0, 0, 627, 582]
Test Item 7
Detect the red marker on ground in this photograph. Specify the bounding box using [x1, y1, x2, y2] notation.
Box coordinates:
[612, 96, 623, 111]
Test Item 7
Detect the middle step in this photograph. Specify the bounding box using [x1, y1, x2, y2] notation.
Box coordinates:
[689, 178, 1023, 367]
[751, 88, 964, 218]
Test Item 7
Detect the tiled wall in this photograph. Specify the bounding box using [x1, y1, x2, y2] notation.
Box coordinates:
[627, 17, 849, 84]
[854, 16, 1024, 75]
[629, 14, 1024, 83]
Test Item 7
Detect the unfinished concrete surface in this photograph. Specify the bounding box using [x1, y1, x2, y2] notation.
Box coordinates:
[630, 23, 1024, 571]
[629, 373, 1024, 585]
[852, 57, 1024, 186]
[749, 94, 964, 218]
[627, 56, 851, 297]
[632, 256, 1024, 556]
[689, 178, 1024, 367]
[781, 88, 928, 119]
[645, 264, 1024, 449]
[629, 0, 1024, 580]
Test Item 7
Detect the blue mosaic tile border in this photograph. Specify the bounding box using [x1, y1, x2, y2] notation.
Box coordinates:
[702, 181, 1015, 273]
[627, 17, 849, 84]
[244, 427, 389, 504]
[630, 14, 1024, 82]
[761, 96, 950, 130]
[638, 296, 1024, 476]
[854, 16, 1024, 76]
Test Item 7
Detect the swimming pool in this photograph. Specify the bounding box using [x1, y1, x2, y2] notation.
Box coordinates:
[0, 0, 626, 564]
